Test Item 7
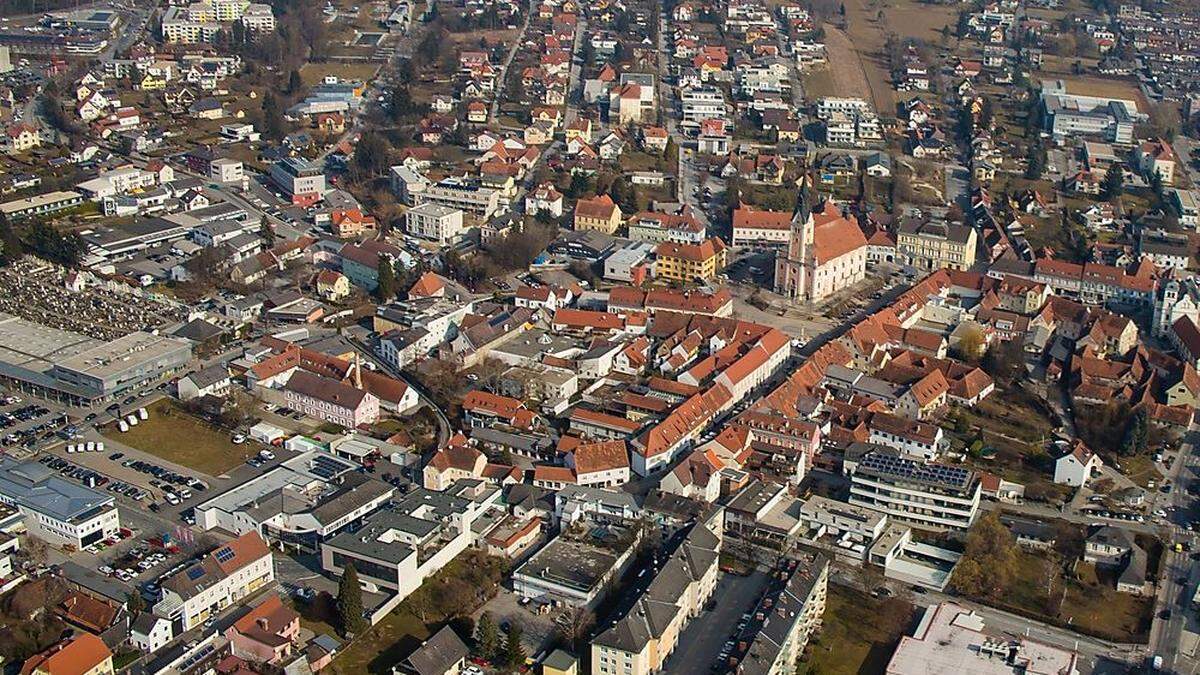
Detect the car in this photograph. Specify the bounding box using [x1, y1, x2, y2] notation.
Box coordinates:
[232, 434, 246, 444]
[910, 585, 927, 594]
[108, 452, 124, 461]
[1161, 609, 1173, 620]
[462, 667, 485, 675]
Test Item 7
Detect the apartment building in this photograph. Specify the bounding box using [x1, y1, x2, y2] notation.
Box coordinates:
[896, 215, 977, 272]
[574, 194, 623, 234]
[680, 86, 727, 124]
[655, 237, 727, 282]
[734, 553, 830, 675]
[282, 370, 381, 428]
[848, 452, 981, 530]
[406, 203, 465, 245]
[153, 532, 274, 631]
[590, 516, 723, 675]
[421, 177, 501, 218]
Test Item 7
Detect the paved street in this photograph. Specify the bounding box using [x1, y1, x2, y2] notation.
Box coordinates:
[663, 571, 769, 674]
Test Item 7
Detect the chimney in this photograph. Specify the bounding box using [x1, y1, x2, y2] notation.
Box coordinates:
[353, 352, 363, 389]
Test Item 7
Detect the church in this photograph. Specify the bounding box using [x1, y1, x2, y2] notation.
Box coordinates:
[773, 193, 869, 303]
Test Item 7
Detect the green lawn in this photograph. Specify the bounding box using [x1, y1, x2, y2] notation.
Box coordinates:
[101, 399, 259, 476]
[797, 586, 915, 675]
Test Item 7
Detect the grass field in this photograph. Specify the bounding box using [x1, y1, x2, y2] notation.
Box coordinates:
[797, 586, 915, 675]
[819, 24, 882, 111]
[299, 63, 381, 87]
[101, 399, 259, 476]
[326, 610, 430, 675]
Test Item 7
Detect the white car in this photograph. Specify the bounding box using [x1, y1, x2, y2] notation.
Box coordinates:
[462, 667, 485, 675]
[232, 434, 246, 444]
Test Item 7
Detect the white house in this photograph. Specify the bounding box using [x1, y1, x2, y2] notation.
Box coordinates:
[1053, 441, 1103, 487]
[130, 614, 174, 654]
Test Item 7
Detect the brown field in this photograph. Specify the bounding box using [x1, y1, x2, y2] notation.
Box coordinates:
[1057, 76, 1150, 111]
[801, 66, 840, 99]
[818, 24, 883, 111]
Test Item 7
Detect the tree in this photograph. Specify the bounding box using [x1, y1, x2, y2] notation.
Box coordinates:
[475, 612, 500, 662]
[353, 131, 390, 177]
[375, 257, 397, 301]
[127, 590, 146, 614]
[1024, 144, 1046, 179]
[287, 69, 303, 95]
[502, 623, 525, 670]
[261, 92, 286, 141]
[259, 214, 275, 248]
[336, 563, 368, 636]
[1150, 169, 1164, 202]
[1101, 163, 1124, 200]
[951, 512, 1018, 599]
[955, 325, 986, 362]
[1120, 408, 1149, 456]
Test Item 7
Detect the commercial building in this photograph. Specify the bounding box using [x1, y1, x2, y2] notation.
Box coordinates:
[405, 203, 465, 245]
[320, 485, 486, 597]
[0, 458, 120, 549]
[153, 531, 274, 631]
[885, 602, 1078, 674]
[1041, 80, 1141, 144]
[848, 452, 981, 530]
[514, 532, 638, 608]
[0, 314, 191, 404]
[269, 157, 326, 207]
[0, 190, 83, 220]
[194, 450, 393, 552]
[574, 195, 623, 235]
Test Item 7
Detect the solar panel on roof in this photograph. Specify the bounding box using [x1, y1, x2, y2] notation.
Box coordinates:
[186, 566, 205, 580]
[214, 547, 235, 563]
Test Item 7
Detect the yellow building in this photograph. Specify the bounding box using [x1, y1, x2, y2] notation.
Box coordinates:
[21, 633, 114, 675]
[573, 194, 623, 234]
[655, 237, 727, 282]
[542, 649, 578, 675]
[896, 215, 977, 272]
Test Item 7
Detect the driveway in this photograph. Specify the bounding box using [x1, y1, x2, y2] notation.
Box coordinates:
[662, 570, 769, 674]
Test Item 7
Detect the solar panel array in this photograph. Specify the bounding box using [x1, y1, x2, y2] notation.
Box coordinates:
[186, 566, 205, 581]
[311, 454, 352, 480]
[214, 547, 235, 563]
[859, 452, 973, 491]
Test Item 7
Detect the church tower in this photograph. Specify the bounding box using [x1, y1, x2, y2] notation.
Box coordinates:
[773, 174, 814, 300]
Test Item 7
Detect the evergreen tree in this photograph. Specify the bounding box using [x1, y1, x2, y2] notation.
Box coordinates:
[476, 612, 500, 662]
[376, 257, 397, 301]
[127, 591, 146, 614]
[261, 92, 285, 141]
[259, 214, 275, 247]
[336, 564, 367, 636]
[1102, 163, 1124, 200]
[503, 623, 525, 669]
[288, 69, 303, 95]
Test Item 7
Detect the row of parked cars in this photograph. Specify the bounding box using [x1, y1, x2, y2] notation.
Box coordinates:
[100, 545, 170, 583]
[120, 459, 206, 505]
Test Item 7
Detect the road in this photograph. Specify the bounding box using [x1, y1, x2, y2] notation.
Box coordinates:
[342, 330, 451, 448]
[489, 0, 535, 122]
[1150, 425, 1200, 672]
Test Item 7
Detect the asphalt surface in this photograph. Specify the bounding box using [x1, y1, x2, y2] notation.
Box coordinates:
[662, 570, 770, 674]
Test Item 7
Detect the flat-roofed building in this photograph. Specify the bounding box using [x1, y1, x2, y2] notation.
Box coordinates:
[320, 485, 486, 598]
[0, 190, 83, 220]
[848, 452, 981, 530]
[0, 314, 191, 404]
[405, 203, 465, 245]
[513, 532, 637, 608]
[194, 450, 392, 552]
[885, 602, 1078, 675]
[0, 457, 120, 549]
